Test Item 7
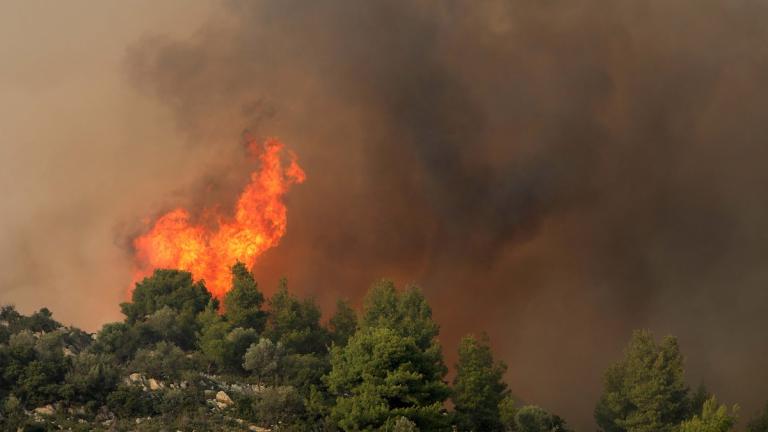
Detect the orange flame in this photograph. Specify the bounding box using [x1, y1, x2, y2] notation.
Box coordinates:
[132, 137, 305, 298]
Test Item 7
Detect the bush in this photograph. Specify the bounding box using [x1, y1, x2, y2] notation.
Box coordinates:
[63, 352, 120, 405]
[234, 386, 305, 428]
[107, 385, 157, 418]
[128, 341, 190, 381]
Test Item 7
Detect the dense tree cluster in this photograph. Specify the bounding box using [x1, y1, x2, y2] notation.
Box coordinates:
[0, 265, 760, 431]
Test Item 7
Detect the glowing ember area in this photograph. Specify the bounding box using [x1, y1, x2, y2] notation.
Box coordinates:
[132, 137, 305, 298]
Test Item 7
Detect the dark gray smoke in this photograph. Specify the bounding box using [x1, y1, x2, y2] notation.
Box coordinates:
[126, 0, 768, 428]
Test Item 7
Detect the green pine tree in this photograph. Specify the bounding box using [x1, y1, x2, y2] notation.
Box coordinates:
[265, 279, 328, 355]
[452, 334, 510, 431]
[678, 397, 737, 432]
[595, 330, 690, 432]
[326, 280, 450, 431]
[329, 299, 357, 347]
[223, 262, 267, 332]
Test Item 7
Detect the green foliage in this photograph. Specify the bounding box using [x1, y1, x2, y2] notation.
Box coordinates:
[198, 307, 260, 375]
[63, 352, 120, 405]
[452, 334, 509, 431]
[385, 416, 420, 431]
[0, 395, 28, 431]
[361, 281, 443, 363]
[197, 314, 233, 373]
[326, 280, 450, 431]
[265, 280, 329, 354]
[243, 337, 285, 385]
[18, 359, 68, 406]
[25, 308, 61, 333]
[91, 322, 137, 362]
[226, 327, 260, 374]
[326, 326, 449, 431]
[0, 305, 61, 337]
[121, 269, 212, 323]
[678, 397, 737, 432]
[499, 396, 518, 431]
[1, 330, 69, 406]
[360, 280, 401, 330]
[329, 299, 357, 347]
[129, 341, 191, 381]
[143, 306, 198, 350]
[595, 330, 690, 432]
[748, 401, 768, 432]
[515, 405, 570, 432]
[107, 384, 157, 418]
[689, 385, 713, 420]
[232, 386, 305, 428]
[4, 274, 745, 432]
[159, 386, 206, 417]
[223, 262, 267, 331]
[282, 352, 330, 393]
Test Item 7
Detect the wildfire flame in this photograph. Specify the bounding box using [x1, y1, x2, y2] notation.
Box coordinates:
[132, 137, 305, 298]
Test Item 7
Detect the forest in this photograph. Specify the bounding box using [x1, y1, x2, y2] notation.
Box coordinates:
[0, 263, 766, 432]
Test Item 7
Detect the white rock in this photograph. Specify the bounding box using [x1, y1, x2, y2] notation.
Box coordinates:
[216, 390, 233, 405]
[148, 378, 164, 391]
[128, 373, 143, 383]
[33, 405, 55, 416]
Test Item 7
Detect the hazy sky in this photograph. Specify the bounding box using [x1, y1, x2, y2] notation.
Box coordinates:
[0, 2, 216, 326]
[2, 2, 768, 430]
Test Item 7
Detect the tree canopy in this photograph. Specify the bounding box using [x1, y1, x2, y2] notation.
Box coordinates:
[452, 334, 510, 432]
[678, 397, 737, 432]
[326, 280, 450, 431]
[121, 269, 212, 323]
[223, 262, 267, 332]
[0, 270, 756, 432]
[595, 330, 698, 432]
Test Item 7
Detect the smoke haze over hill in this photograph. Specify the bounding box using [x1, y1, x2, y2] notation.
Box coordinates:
[2, 1, 768, 429]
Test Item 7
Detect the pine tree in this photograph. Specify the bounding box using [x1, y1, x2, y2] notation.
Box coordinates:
[329, 299, 357, 347]
[452, 334, 509, 431]
[121, 269, 211, 323]
[223, 262, 267, 332]
[595, 330, 690, 432]
[679, 397, 737, 432]
[265, 279, 328, 355]
[326, 280, 450, 431]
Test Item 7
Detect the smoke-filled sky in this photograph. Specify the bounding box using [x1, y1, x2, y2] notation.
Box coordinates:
[2, 1, 768, 429]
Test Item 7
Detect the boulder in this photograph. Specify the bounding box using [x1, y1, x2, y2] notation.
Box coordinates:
[34, 405, 55, 416]
[148, 378, 164, 390]
[216, 390, 234, 405]
[128, 373, 143, 383]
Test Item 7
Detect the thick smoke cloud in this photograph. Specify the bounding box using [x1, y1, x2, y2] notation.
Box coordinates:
[2, 1, 768, 429]
[125, 1, 768, 427]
